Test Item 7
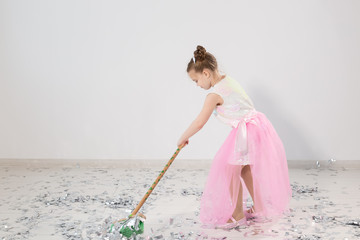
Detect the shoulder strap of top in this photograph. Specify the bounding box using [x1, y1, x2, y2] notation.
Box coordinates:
[209, 85, 224, 98]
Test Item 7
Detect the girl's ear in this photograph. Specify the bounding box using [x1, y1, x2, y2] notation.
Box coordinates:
[203, 69, 210, 78]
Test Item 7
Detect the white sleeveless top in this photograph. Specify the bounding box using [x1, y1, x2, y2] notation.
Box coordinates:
[208, 74, 258, 165]
[209, 75, 256, 128]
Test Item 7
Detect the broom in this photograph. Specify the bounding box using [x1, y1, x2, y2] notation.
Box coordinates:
[108, 143, 187, 238]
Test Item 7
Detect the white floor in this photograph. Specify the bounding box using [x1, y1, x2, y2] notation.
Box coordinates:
[0, 160, 359, 240]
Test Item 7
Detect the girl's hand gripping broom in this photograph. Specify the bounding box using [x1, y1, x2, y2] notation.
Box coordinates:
[108, 143, 187, 238]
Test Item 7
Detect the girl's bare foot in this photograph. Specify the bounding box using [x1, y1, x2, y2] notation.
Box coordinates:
[246, 208, 253, 214]
[246, 206, 256, 214]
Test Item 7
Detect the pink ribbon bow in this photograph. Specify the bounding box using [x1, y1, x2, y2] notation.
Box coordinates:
[229, 110, 258, 165]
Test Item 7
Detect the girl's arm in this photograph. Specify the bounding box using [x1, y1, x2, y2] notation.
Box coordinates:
[177, 93, 222, 147]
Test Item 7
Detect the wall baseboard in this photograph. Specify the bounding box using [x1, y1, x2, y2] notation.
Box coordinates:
[0, 159, 359, 169]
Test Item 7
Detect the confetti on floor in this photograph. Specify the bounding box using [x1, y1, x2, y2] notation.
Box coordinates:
[0, 161, 359, 239]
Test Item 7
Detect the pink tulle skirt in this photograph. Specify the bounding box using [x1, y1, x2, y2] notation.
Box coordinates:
[199, 110, 292, 228]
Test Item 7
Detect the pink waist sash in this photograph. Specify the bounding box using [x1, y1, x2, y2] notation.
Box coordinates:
[230, 109, 259, 165]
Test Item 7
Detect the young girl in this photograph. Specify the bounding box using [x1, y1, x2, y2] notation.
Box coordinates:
[177, 45, 292, 230]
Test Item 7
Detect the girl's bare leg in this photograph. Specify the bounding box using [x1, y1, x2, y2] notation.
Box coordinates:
[241, 165, 255, 205]
[227, 165, 245, 222]
[241, 164, 263, 212]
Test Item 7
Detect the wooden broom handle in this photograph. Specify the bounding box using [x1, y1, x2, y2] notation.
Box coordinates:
[129, 144, 186, 217]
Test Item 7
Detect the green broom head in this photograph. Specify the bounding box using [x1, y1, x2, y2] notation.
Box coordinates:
[116, 213, 145, 238]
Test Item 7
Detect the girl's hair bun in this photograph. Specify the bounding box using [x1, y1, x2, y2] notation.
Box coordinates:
[187, 44, 217, 73]
[194, 45, 206, 62]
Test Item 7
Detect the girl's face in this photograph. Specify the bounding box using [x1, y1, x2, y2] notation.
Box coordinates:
[188, 69, 212, 90]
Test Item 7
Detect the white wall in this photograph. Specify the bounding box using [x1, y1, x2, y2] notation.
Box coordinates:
[0, 0, 359, 161]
